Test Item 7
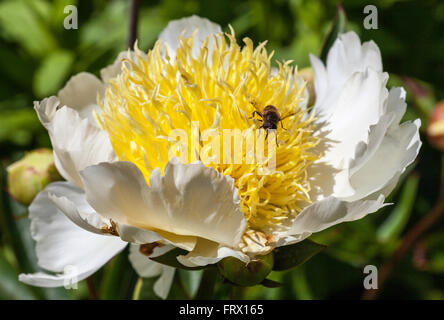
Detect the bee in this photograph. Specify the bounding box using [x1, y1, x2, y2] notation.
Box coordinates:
[250, 103, 295, 140]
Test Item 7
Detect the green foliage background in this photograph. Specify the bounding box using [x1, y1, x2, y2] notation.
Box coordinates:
[0, 0, 443, 299]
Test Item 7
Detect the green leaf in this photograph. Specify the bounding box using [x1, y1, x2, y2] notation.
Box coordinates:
[168, 272, 192, 299]
[99, 248, 138, 300]
[133, 272, 190, 300]
[261, 278, 283, 288]
[0, 109, 42, 146]
[0, 0, 56, 57]
[195, 267, 218, 299]
[290, 265, 313, 299]
[132, 277, 161, 300]
[0, 251, 37, 299]
[319, 4, 347, 63]
[150, 248, 206, 270]
[33, 49, 74, 98]
[178, 269, 203, 298]
[429, 252, 444, 273]
[0, 47, 34, 88]
[272, 239, 326, 271]
[422, 233, 444, 274]
[377, 174, 419, 243]
[79, 1, 128, 51]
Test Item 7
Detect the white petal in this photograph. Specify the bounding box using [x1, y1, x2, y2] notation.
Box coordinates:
[57, 72, 105, 123]
[311, 68, 389, 199]
[49, 106, 117, 188]
[348, 113, 396, 176]
[286, 194, 387, 237]
[313, 32, 382, 111]
[117, 223, 197, 252]
[100, 51, 127, 84]
[310, 32, 421, 203]
[129, 243, 174, 277]
[326, 32, 382, 87]
[19, 183, 127, 287]
[129, 244, 175, 299]
[116, 224, 164, 244]
[309, 54, 327, 105]
[19, 271, 93, 288]
[80, 158, 246, 248]
[46, 181, 106, 234]
[158, 15, 222, 60]
[34, 96, 60, 130]
[319, 68, 388, 174]
[153, 266, 175, 299]
[346, 119, 421, 201]
[177, 239, 250, 268]
[311, 32, 386, 161]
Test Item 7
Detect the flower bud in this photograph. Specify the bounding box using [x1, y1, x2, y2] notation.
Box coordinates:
[427, 100, 444, 151]
[217, 252, 274, 286]
[7, 148, 63, 205]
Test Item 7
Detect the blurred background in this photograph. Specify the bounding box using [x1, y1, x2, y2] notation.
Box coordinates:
[0, 0, 443, 299]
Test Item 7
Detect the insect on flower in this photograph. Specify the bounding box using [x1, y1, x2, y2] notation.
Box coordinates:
[250, 102, 295, 141]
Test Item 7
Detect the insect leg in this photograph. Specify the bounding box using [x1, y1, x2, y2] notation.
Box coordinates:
[250, 110, 263, 119]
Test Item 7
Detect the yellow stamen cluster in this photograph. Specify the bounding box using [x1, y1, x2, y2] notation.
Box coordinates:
[97, 30, 321, 232]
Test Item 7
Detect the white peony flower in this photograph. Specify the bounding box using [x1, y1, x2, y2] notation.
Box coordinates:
[19, 15, 421, 297]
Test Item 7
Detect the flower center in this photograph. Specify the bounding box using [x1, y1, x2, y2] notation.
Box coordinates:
[97, 31, 321, 232]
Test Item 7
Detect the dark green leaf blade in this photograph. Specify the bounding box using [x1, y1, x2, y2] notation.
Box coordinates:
[261, 278, 283, 288]
[320, 4, 347, 63]
[0, 251, 37, 299]
[273, 239, 326, 271]
[178, 269, 203, 298]
[133, 272, 190, 300]
[132, 276, 161, 300]
[99, 248, 138, 300]
[377, 174, 419, 243]
[150, 248, 206, 271]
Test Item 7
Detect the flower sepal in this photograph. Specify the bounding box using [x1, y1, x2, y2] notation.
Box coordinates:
[217, 253, 274, 287]
[150, 247, 207, 271]
[272, 239, 327, 271]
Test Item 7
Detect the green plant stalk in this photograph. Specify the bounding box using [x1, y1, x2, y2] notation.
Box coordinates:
[230, 285, 245, 300]
[195, 267, 218, 300]
[99, 249, 138, 300]
[377, 174, 419, 243]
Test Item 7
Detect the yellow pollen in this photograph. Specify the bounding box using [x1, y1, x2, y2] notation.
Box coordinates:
[97, 30, 321, 232]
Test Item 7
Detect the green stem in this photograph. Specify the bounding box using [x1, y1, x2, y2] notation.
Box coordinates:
[195, 267, 218, 300]
[230, 285, 245, 300]
[86, 276, 99, 300]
